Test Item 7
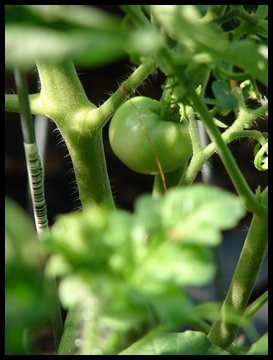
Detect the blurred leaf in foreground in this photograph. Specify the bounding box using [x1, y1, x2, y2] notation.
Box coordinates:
[5, 198, 48, 355]
[5, 5, 127, 71]
[45, 184, 244, 354]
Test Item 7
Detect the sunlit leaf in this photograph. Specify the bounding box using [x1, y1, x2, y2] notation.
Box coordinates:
[44, 184, 245, 354]
[136, 243, 214, 287]
[135, 185, 245, 246]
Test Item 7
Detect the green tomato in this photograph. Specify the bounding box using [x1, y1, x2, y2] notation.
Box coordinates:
[109, 96, 192, 175]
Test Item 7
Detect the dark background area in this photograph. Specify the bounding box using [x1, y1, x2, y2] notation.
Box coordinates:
[5, 4, 268, 347]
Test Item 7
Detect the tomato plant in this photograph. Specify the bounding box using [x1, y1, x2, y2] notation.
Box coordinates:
[5, 5, 267, 356]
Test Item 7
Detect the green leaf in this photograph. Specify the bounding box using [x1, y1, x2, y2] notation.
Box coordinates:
[224, 40, 268, 86]
[5, 198, 48, 354]
[5, 5, 127, 70]
[120, 330, 230, 355]
[151, 5, 227, 55]
[212, 80, 238, 110]
[17, 5, 120, 31]
[150, 5, 268, 86]
[135, 184, 245, 246]
[126, 28, 163, 60]
[255, 5, 268, 20]
[46, 185, 245, 290]
[45, 205, 133, 275]
[44, 185, 245, 354]
[247, 333, 268, 355]
[137, 243, 214, 287]
[5, 197, 43, 267]
[143, 286, 193, 327]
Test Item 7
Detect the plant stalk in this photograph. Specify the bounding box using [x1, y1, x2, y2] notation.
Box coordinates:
[186, 90, 263, 214]
[95, 60, 156, 128]
[179, 102, 268, 187]
[207, 188, 268, 349]
[63, 128, 115, 208]
[244, 290, 268, 320]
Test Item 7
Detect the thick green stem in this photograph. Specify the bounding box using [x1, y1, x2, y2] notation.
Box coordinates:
[36, 59, 96, 119]
[207, 188, 268, 349]
[34, 59, 156, 208]
[63, 128, 114, 208]
[35, 59, 113, 208]
[183, 91, 264, 214]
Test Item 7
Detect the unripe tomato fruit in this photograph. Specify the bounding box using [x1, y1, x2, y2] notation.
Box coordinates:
[109, 96, 192, 174]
